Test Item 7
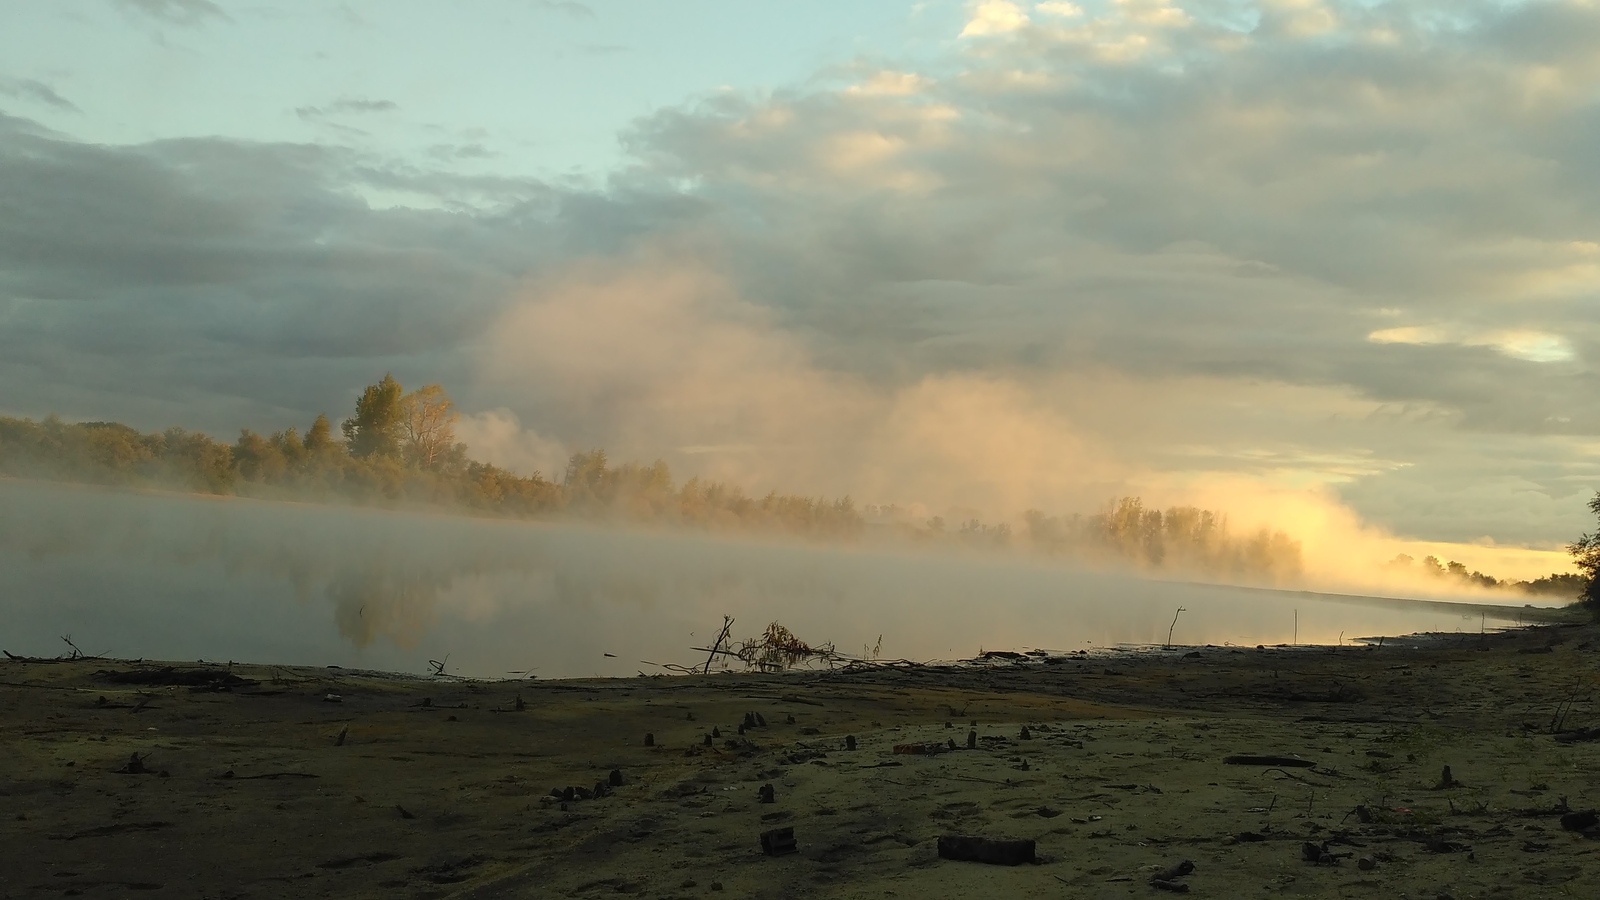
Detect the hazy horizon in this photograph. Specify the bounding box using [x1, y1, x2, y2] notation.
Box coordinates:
[0, 478, 1541, 678]
[4, 1, 1598, 596]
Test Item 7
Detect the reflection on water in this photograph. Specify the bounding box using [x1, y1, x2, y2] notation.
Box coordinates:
[0, 480, 1541, 679]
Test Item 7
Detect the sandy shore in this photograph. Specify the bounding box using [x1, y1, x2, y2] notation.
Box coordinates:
[3, 623, 1599, 899]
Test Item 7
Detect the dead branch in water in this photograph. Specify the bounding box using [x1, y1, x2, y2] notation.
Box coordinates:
[659, 615, 937, 675]
[733, 622, 837, 672]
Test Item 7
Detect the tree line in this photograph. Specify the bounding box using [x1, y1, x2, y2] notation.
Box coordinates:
[0, 375, 863, 540]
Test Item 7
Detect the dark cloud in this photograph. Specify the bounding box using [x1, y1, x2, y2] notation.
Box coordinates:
[0, 119, 610, 432]
[0, 77, 78, 112]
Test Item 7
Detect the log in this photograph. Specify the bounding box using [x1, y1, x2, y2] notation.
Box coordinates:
[1225, 755, 1316, 768]
[936, 835, 1036, 866]
[1555, 728, 1600, 744]
[1561, 810, 1599, 832]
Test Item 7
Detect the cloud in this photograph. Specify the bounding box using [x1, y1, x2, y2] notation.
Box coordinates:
[844, 71, 931, 97]
[528, 0, 594, 18]
[961, 0, 1030, 36]
[8, 1, 1600, 575]
[295, 98, 400, 122]
[1034, 2, 1083, 17]
[453, 408, 569, 478]
[0, 78, 79, 113]
[109, 0, 227, 26]
[1369, 326, 1576, 363]
[0, 121, 579, 430]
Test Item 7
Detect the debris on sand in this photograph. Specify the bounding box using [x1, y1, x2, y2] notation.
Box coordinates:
[1150, 858, 1195, 891]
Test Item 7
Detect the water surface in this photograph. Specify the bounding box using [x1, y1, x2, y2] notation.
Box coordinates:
[0, 480, 1540, 679]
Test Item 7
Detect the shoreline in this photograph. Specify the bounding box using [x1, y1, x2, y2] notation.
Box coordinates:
[6, 619, 1599, 898]
[7, 588, 1584, 685]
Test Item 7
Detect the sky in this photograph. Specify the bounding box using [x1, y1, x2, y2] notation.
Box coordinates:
[2, 0, 1598, 580]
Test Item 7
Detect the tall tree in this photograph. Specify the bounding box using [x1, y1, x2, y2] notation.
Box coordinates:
[342, 374, 404, 458]
[399, 384, 459, 471]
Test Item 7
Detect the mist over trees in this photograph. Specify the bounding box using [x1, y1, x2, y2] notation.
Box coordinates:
[1384, 553, 1584, 600]
[1022, 499, 1304, 584]
[0, 374, 1583, 597]
[0, 376, 864, 540]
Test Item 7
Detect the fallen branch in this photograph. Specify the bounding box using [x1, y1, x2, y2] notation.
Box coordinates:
[1225, 755, 1316, 768]
[1555, 727, 1600, 744]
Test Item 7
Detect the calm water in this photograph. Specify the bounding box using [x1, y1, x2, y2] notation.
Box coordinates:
[0, 480, 1536, 679]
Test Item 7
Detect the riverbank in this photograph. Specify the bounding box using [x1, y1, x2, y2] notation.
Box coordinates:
[3, 621, 1599, 899]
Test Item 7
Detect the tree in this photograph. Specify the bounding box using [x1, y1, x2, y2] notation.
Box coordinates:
[233, 428, 287, 482]
[399, 384, 459, 471]
[1566, 491, 1600, 618]
[306, 414, 337, 453]
[342, 374, 404, 458]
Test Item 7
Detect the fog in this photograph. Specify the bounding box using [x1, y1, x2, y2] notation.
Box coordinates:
[0, 479, 1537, 679]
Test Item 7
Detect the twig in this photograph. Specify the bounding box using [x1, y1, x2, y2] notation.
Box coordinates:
[703, 616, 735, 675]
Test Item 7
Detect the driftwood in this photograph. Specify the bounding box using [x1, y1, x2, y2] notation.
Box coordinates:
[936, 835, 1036, 865]
[97, 666, 258, 691]
[1225, 755, 1316, 768]
[1561, 810, 1599, 832]
[218, 770, 318, 780]
[1555, 727, 1600, 744]
[49, 821, 174, 841]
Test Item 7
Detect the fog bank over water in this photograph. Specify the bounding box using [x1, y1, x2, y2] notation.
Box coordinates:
[0, 481, 1538, 678]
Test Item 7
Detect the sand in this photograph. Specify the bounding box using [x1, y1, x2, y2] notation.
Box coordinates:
[3, 624, 1599, 899]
